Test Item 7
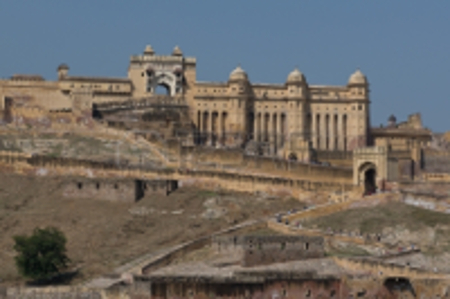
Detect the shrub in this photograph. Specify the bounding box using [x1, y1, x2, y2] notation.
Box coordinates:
[13, 227, 70, 281]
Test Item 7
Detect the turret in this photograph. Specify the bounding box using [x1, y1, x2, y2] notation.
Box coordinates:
[57, 64, 69, 80]
[286, 67, 307, 98]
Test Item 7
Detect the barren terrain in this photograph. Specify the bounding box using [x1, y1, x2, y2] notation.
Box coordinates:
[303, 201, 450, 253]
[0, 174, 304, 285]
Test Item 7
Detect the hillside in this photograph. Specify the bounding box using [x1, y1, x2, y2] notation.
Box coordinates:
[0, 174, 304, 285]
[302, 201, 450, 253]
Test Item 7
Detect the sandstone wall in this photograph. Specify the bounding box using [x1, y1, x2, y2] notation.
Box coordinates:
[0, 80, 72, 111]
[241, 235, 324, 267]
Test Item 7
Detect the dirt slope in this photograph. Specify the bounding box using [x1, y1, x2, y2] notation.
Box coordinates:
[0, 174, 304, 284]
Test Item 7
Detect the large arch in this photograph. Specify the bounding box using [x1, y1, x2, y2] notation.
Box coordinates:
[146, 71, 179, 96]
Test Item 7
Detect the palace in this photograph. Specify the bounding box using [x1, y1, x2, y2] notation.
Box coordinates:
[0, 45, 434, 192]
[0, 45, 372, 157]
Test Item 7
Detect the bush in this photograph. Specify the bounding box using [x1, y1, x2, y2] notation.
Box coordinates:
[13, 227, 70, 281]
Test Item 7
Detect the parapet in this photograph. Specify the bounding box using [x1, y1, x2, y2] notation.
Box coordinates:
[212, 235, 325, 267]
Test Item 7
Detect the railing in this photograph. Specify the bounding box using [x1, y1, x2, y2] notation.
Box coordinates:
[95, 96, 188, 113]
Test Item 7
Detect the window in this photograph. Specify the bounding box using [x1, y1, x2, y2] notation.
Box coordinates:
[305, 242, 309, 250]
[114, 183, 119, 189]
[96, 183, 100, 190]
[77, 183, 83, 189]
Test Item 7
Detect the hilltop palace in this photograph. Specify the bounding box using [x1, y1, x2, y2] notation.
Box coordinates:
[0, 45, 435, 192]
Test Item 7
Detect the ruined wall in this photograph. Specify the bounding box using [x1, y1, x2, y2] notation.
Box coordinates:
[63, 179, 177, 202]
[424, 150, 450, 173]
[242, 235, 324, 267]
[212, 235, 324, 267]
[2, 287, 102, 299]
[149, 279, 342, 299]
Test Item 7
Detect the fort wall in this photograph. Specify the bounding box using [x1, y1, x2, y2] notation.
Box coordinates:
[212, 235, 324, 267]
[0, 151, 356, 197]
[63, 178, 177, 203]
[182, 147, 353, 184]
[242, 235, 324, 267]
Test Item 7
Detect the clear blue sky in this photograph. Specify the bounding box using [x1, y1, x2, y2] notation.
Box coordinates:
[0, 1, 448, 132]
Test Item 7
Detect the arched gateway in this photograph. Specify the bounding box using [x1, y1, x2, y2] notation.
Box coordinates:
[353, 146, 393, 194]
[358, 162, 377, 194]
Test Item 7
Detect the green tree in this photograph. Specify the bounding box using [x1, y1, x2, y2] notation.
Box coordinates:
[13, 227, 70, 281]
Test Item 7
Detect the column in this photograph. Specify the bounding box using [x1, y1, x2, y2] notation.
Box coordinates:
[208, 111, 213, 146]
[329, 114, 335, 151]
[202, 112, 208, 145]
[268, 114, 273, 154]
[253, 113, 258, 142]
[259, 113, 262, 142]
[278, 113, 284, 150]
[337, 114, 343, 150]
[264, 113, 269, 142]
[221, 112, 228, 145]
[312, 113, 317, 149]
[319, 114, 325, 150]
[197, 110, 202, 144]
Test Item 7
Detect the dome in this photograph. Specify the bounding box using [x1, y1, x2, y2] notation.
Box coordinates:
[286, 67, 305, 84]
[57, 63, 69, 71]
[348, 69, 368, 85]
[229, 65, 248, 82]
[144, 45, 155, 55]
[172, 45, 183, 56]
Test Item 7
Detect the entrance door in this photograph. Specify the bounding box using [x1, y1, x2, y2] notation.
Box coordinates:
[364, 168, 376, 195]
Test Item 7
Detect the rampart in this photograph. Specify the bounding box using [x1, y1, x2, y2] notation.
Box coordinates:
[0, 151, 356, 197]
[181, 146, 354, 184]
[212, 235, 324, 267]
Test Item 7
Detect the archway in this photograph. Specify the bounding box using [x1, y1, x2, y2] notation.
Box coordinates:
[364, 167, 376, 195]
[154, 84, 170, 95]
[357, 162, 377, 195]
[92, 103, 102, 120]
[288, 153, 297, 161]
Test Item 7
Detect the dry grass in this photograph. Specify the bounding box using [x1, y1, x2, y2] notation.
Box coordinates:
[303, 201, 450, 234]
[0, 174, 305, 285]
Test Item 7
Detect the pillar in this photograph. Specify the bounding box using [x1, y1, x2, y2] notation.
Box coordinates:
[278, 113, 284, 150]
[202, 112, 208, 145]
[329, 114, 335, 151]
[253, 113, 258, 142]
[264, 113, 269, 142]
[197, 110, 202, 144]
[320, 114, 327, 150]
[337, 114, 344, 150]
[312, 113, 317, 149]
[208, 111, 213, 146]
